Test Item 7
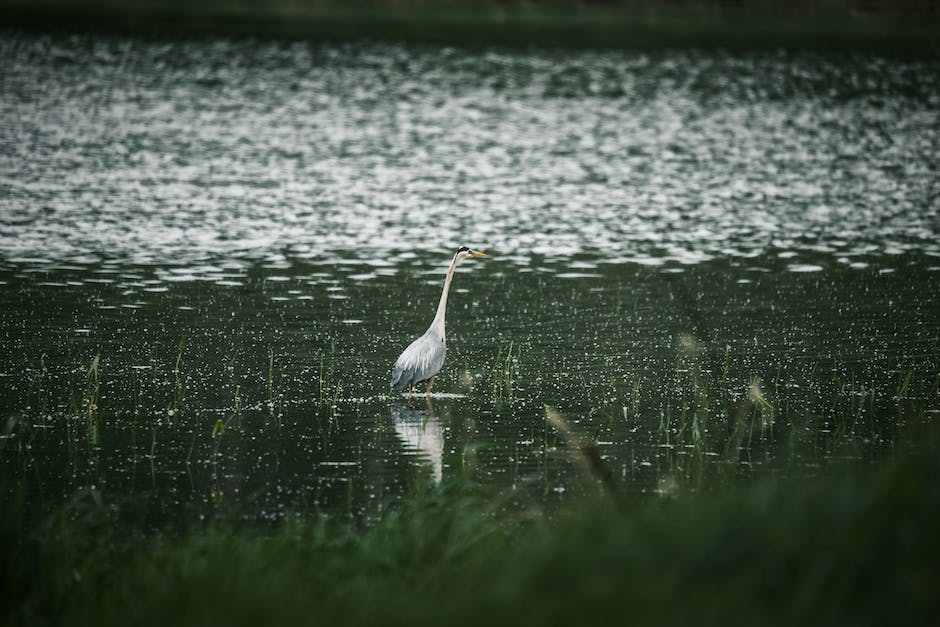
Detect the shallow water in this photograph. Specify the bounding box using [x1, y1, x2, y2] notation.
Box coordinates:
[1, 32, 938, 522]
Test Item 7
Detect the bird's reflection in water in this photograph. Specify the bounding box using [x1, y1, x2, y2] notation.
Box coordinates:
[391, 403, 443, 484]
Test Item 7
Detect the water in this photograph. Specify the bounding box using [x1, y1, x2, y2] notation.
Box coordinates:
[1, 32, 938, 523]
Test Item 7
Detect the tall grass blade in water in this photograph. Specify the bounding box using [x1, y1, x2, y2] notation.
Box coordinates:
[211, 417, 226, 505]
[266, 347, 282, 429]
[491, 342, 518, 402]
[85, 353, 100, 446]
[172, 337, 187, 419]
[545, 406, 613, 489]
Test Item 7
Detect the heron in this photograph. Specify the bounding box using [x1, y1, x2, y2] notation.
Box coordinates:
[391, 246, 487, 396]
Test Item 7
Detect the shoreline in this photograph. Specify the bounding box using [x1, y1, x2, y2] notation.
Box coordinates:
[2, 1, 938, 53]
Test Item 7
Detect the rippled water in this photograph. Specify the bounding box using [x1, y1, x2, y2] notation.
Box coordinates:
[1, 32, 938, 522]
[3, 34, 940, 269]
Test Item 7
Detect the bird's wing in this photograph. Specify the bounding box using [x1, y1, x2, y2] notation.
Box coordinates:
[391, 332, 446, 391]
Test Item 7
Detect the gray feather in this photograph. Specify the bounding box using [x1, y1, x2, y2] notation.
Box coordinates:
[391, 329, 446, 391]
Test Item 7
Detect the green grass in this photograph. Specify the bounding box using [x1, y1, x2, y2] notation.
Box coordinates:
[2, 0, 938, 51]
[491, 341, 518, 402]
[3, 427, 939, 627]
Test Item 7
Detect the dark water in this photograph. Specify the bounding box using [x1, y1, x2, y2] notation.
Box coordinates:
[1, 32, 938, 522]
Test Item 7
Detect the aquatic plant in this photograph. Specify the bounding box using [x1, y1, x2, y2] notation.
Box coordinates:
[491, 342, 518, 402]
[171, 337, 187, 420]
[84, 354, 101, 446]
[2, 426, 939, 627]
[267, 347, 283, 429]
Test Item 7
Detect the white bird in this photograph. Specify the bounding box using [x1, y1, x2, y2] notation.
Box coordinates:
[391, 246, 487, 395]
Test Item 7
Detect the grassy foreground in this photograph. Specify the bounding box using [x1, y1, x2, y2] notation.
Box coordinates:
[2, 0, 938, 51]
[3, 430, 939, 627]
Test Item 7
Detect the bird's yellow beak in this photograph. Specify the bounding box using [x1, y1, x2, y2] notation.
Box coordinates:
[471, 251, 487, 258]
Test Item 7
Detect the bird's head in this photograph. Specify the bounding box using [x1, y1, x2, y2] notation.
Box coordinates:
[455, 246, 487, 261]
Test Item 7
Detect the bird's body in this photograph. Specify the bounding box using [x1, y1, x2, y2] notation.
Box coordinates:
[391, 329, 446, 392]
[391, 247, 486, 395]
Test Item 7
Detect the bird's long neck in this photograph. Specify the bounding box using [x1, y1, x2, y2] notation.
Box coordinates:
[429, 254, 459, 340]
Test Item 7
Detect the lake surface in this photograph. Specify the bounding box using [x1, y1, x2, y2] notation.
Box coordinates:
[1, 32, 938, 523]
